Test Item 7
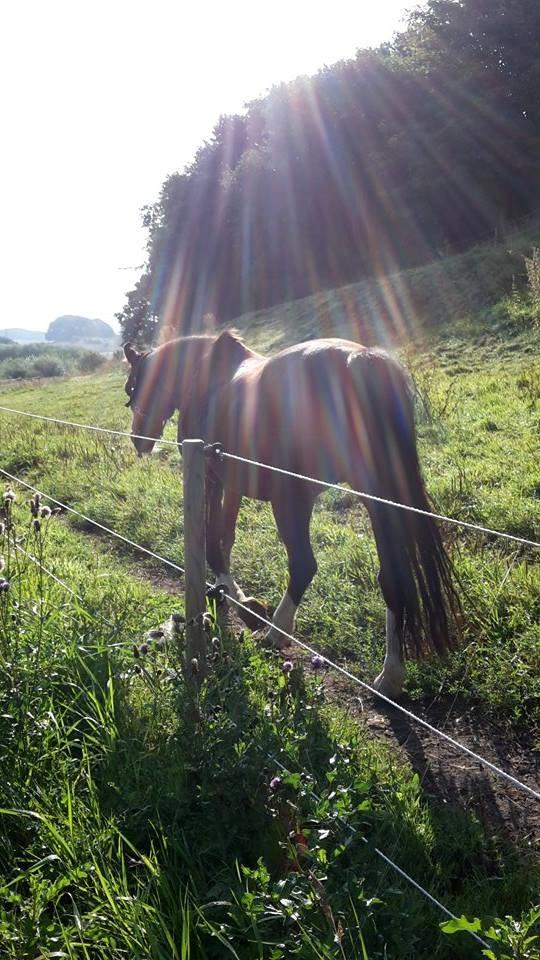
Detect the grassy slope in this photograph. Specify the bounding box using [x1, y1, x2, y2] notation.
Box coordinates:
[1, 223, 539, 957]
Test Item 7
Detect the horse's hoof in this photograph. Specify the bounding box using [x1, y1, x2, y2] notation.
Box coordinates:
[235, 596, 269, 631]
[372, 671, 404, 701]
[263, 625, 291, 650]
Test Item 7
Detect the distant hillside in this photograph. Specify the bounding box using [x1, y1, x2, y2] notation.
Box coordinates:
[46, 315, 116, 343]
[0, 328, 46, 343]
[229, 214, 540, 354]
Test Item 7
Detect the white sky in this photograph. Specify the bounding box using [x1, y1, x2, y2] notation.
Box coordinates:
[1, 0, 413, 333]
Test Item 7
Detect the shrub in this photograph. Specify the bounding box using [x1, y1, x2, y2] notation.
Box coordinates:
[31, 356, 66, 378]
[0, 358, 33, 379]
[79, 351, 105, 373]
[525, 246, 540, 306]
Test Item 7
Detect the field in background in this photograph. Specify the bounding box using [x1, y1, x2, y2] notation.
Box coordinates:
[1, 223, 539, 957]
[0, 341, 107, 381]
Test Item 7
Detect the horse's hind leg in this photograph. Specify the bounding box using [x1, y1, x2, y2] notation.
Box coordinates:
[367, 506, 406, 698]
[373, 609, 405, 699]
[266, 487, 317, 649]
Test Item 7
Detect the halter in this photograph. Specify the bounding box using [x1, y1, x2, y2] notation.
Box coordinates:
[125, 363, 175, 435]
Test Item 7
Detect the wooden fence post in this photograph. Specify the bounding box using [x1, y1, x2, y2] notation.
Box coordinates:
[182, 439, 207, 683]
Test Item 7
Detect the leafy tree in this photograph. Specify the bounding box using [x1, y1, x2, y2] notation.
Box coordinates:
[117, 0, 540, 343]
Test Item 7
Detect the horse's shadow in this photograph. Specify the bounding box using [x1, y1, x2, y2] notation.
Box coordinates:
[374, 691, 540, 854]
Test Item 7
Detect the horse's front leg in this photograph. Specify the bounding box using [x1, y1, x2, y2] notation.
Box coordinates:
[266, 488, 317, 649]
[207, 485, 243, 599]
[207, 486, 269, 630]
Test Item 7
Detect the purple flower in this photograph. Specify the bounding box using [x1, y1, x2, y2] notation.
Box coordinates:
[0, 579, 10, 593]
[282, 660, 294, 674]
[311, 655, 326, 670]
[270, 776, 282, 790]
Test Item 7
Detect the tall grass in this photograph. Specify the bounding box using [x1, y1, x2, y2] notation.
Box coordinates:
[0, 497, 538, 957]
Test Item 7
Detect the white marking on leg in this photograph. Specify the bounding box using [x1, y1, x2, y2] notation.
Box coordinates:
[265, 590, 297, 649]
[373, 608, 405, 698]
[216, 573, 248, 605]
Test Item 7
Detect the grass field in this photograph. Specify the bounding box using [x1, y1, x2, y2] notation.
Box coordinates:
[0, 228, 539, 957]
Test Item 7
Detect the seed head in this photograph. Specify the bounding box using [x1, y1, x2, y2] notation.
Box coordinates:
[39, 506, 52, 519]
[32, 519, 41, 532]
[282, 660, 294, 674]
[0, 579, 10, 593]
[3, 489, 16, 504]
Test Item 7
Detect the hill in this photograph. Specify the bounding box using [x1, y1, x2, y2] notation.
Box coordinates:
[46, 314, 116, 343]
[0, 327, 46, 343]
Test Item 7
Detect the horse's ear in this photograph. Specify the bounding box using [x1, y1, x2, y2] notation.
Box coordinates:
[210, 329, 247, 376]
[213, 329, 244, 351]
[123, 342, 141, 365]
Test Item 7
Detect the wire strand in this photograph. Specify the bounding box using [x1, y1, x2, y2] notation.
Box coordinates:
[221, 451, 540, 550]
[1, 404, 539, 549]
[0, 467, 185, 576]
[0, 404, 181, 448]
[224, 591, 540, 803]
[270, 756, 491, 950]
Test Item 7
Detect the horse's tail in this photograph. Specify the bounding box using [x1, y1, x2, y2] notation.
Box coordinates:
[347, 349, 460, 659]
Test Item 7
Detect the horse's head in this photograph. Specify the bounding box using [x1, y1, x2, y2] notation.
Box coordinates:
[123, 342, 175, 455]
[123, 330, 252, 455]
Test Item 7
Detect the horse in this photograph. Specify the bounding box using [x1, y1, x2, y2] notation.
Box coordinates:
[123, 329, 459, 697]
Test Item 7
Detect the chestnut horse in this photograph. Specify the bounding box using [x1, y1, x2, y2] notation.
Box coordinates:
[123, 330, 458, 697]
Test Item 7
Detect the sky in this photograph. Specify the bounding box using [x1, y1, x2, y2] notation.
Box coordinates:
[1, 0, 414, 333]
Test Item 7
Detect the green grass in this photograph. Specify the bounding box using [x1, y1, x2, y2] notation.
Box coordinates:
[0, 332, 538, 737]
[0, 223, 539, 956]
[0, 502, 538, 958]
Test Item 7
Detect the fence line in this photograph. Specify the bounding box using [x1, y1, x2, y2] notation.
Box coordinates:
[1, 465, 538, 804]
[1, 403, 539, 551]
[3, 417, 536, 949]
[3, 506, 491, 951]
